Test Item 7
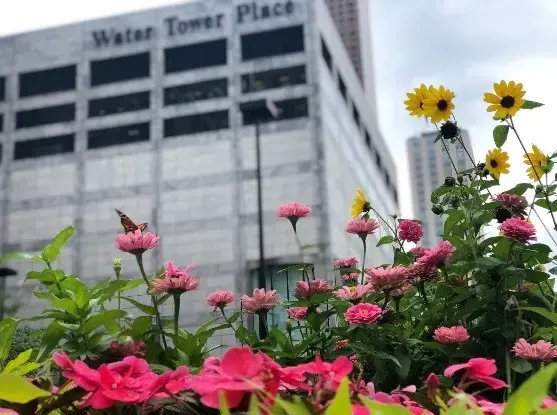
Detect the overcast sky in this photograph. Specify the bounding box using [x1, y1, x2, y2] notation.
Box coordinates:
[0, 0, 556, 248]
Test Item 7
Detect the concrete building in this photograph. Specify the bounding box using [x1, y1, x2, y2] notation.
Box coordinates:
[0, 0, 397, 344]
[407, 130, 474, 247]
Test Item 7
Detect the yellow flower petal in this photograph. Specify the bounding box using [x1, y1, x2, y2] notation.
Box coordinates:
[484, 93, 501, 104]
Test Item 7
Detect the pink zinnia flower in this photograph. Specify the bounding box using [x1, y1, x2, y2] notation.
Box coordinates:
[365, 266, 408, 290]
[277, 202, 311, 231]
[334, 257, 359, 268]
[345, 218, 380, 238]
[418, 240, 455, 268]
[150, 262, 199, 294]
[391, 283, 414, 298]
[286, 307, 309, 320]
[512, 338, 557, 362]
[301, 355, 353, 390]
[207, 290, 235, 311]
[341, 272, 361, 282]
[433, 326, 470, 344]
[344, 303, 382, 325]
[499, 218, 536, 243]
[410, 246, 428, 260]
[116, 230, 159, 255]
[109, 340, 145, 359]
[425, 373, 440, 390]
[294, 279, 332, 300]
[241, 288, 280, 314]
[444, 358, 507, 390]
[398, 220, 423, 243]
[334, 284, 372, 303]
[407, 263, 437, 284]
[496, 193, 528, 214]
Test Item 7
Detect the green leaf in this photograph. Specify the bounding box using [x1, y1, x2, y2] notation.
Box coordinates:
[360, 396, 411, 415]
[132, 316, 153, 335]
[493, 125, 509, 148]
[0, 251, 44, 264]
[444, 211, 465, 235]
[0, 318, 19, 368]
[39, 321, 66, 358]
[61, 276, 90, 309]
[510, 358, 532, 374]
[122, 297, 155, 315]
[33, 291, 79, 316]
[376, 235, 395, 247]
[248, 393, 262, 415]
[10, 362, 41, 376]
[219, 391, 231, 415]
[476, 257, 504, 269]
[503, 183, 534, 196]
[503, 363, 557, 415]
[0, 373, 51, 403]
[524, 269, 549, 283]
[79, 310, 130, 334]
[520, 307, 557, 324]
[373, 351, 402, 368]
[2, 349, 32, 374]
[325, 377, 351, 415]
[521, 100, 544, 109]
[41, 226, 75, 264]
[273, 396, 311, 415]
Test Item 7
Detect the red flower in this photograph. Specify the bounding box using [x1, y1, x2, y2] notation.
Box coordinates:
[145, 367, 191, 399]
[302, 355, 353, 390]
[398, 220, 423, 243]
[444, 358, 507, 390]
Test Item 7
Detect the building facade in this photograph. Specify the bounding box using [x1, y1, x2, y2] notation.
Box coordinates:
[0, 0, 397, 345]
[407, 130, 474, 247]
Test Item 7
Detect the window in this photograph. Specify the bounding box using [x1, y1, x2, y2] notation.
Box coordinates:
[16, 103, 75, 129]
[0, 114, 3, 132]
[241, 65, 306, 93]
[338, 74, 347, 101]
[90, 52, 150, 87]
[87, 122, 150, 149]
[164, 78, 227, 106]
[352, 105, 360, 127]
[14, 134, 74, 160]
[241, 26, 304, 61]
[165, 39, 226, 74]
[164, 110, 229, 138]
[19, 65, 76, 98]
[88, 91, 150, 118]
[240, 97, 308, 125]
[321, 38, 332, 71]
[0, 77, 5, 101]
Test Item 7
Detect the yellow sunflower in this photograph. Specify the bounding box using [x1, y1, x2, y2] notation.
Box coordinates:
[484, 80, 526, 119]
[422, 85, 455, 123]
[485, 148, 510, 180]
[523, 144, 548, 181]
[404, 84, 429, 118]
[351, 188, 371, 219]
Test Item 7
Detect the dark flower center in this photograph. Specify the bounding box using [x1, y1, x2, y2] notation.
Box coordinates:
[490, 159, 498, 168]
[500, 96, 515, 109]
[363, 202, 372, 211]
[437, 100, 448, 111]
[419, 102, 424, 109]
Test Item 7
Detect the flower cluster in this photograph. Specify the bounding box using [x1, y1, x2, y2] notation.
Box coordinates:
[150, 262, 199, 295]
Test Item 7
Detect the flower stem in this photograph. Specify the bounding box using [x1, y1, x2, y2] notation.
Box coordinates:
[135, 254, 168, 349]
[173, 293, 181, 342]
[220, 308, 239, 339]
[114, 268, 121, 312]
[505, 351, 512, 395]
[360, 237, 367, 285]
[417, 282, 430, 309]
[508, 116, 557, 231]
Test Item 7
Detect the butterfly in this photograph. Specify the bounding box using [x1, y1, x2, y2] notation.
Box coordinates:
[115, 209, 148, 233]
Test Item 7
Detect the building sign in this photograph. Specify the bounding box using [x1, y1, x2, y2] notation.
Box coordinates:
[91, 1, 296, 48]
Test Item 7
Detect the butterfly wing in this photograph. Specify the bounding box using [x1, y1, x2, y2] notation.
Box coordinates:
[137, 223, 148, 232]
[115, 209, 140, 233]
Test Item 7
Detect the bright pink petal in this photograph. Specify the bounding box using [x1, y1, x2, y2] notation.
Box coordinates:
[473, 375, 508, 390]
[443, 362, 470, 377]
[83, 391, 115, 410]
[220, 346, 263, 378]
[200, 390, 246, 409]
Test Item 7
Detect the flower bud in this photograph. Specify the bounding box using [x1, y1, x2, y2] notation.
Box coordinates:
[426, 372, 440, 389]
[285, 319, 293, 331]
[535, 184, 544, 195]
[440, 121, 458, 140]
[457, 175, 464, 184]
[113, 258, 122, 273]
[495, 207, 512, 223]
[444, 176, 456, 187]
[431, 204, 444, 215]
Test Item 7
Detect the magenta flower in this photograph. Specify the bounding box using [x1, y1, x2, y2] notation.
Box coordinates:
[286, 307, 309, 320]
[344, 303, 383, 325]
[496, 193, 528, 214]
[116, 230, 159, 255]
[145, 366, 191, 400]
[207, 290, 235, 311]
[341, 272, 361, 282]
[277, 202, 311, 231]
[345, 218, 380, 239]
[334, 284, 372, 303]
[512, 338, 557, 362]
[433, 326, 470, 344]
[406, 263, 437, 284]
[334, 257, 359, 268]
[241, 288, 280, 314]
[418, 240, 455, 268]
[301, 355, 353, 390]
[398, 220, 423, 243]
[499, 218, 536, 243]
[444, 358, 507, 390]
[365, 266, 408, 291]
[294, 279, 333, 300]
[410, 246, 429, 259]
[150, 262, 199, 295]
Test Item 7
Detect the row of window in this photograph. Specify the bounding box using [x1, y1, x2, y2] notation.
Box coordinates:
[0, 97, 308, 162]
[320, 38, 398, 202]
[0, 26, 304, 100]
[6, 65, 307, 129]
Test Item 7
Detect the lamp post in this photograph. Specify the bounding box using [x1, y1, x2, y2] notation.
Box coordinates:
[240, 99, 280, 338]
[0, 267, 17, 320]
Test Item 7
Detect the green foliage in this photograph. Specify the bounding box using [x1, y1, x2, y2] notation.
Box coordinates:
[0, 374, 50, 403]
[493, 125, 510, 147]
[503, 363, 557, 414]
[521, 100, 544, 109]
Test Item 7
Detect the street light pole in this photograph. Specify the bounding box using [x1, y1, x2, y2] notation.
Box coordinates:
[254, 120, 267, 339]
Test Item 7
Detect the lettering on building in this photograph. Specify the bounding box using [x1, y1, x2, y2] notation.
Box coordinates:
[237, 1, 294, 24]
[92, 27, 155, 48]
